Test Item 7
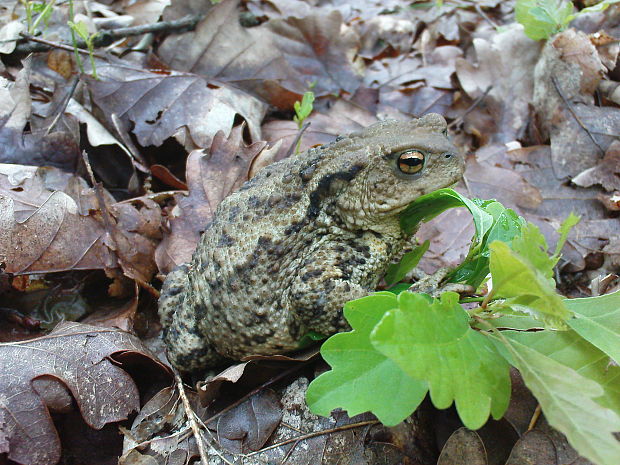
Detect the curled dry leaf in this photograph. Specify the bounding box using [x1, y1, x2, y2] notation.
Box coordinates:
[155, 125, 267, 273]
[210, 389, 282, 454]
[86, 62, 267, 149]
[437, 428, 486, 465]
[0, 322, 171, 465]
[572, 140, 620, 191]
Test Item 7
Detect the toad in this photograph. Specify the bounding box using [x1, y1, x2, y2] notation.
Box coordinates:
[159, 113, 464, 373]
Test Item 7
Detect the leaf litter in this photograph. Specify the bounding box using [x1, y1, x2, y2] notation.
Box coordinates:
[1, 0, 620, 464]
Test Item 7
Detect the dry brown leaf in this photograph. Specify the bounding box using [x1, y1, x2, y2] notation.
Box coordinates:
[456, 24, 541, 143]
[210, 390, 282, 454]
[0, 322, 171, 465]
[572, 140, 620, 191]
[155, 125, 266, 272]
[86, 62, 267, 149]
[465, 157, 543, 210]
[437, 428, 487, 465]
[0, 60, 79, 171]
[0, 164, 161, 282]
[549, 104, 620, 179]
[365, 46, 462, 90]
[158, 0, 361, 105]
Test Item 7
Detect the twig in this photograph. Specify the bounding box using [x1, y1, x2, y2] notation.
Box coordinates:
[174, 371, 210, 465]
[13, 14, 204, 55]
[81, 151, 118, 269]
[45, 75, 80, 136]
[285, 121, 311, 159]
[527, 404, 542, 431]
[448, 85, 493, 129]
[244, 420, 379, 457]
[474, 3, 498, 29]
[18, 33, 107, 59]
[550, 75, 606, 154]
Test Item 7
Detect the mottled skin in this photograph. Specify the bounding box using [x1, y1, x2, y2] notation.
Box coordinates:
[159, 114, 464, 373]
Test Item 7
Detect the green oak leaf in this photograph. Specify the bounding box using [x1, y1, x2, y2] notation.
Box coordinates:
[306, 293, 428, 426]
[399, 188, 494, 237]
[566, 291, 620, 363]
[489, 241, 570, 327]
[498, 333, 620, 465]
[371, 291, 511, 429]
[515, 0, 574, 40]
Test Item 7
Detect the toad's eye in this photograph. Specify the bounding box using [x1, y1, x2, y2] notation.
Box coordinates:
[397, 150, 425, 174]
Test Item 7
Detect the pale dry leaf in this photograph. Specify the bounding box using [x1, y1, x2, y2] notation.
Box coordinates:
[0, 59, 79, 170]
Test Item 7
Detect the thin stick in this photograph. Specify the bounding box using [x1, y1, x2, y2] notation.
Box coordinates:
[45, 76, 80, 136]
[527, 404, 542, 431]
[14, 14, 204, 55]
[19, 33, 107, 59]
[244, 420, 379, 457]
[175, 372, 210, 465]
[551, 75, 606, 154]
[474, 3, 498, 29]
[448, 85, 493, 129]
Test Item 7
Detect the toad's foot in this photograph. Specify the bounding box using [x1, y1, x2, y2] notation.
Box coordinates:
[408, 267, 475, 298]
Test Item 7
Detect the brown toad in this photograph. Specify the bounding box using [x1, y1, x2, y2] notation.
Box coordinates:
[159, 114, 464, 373]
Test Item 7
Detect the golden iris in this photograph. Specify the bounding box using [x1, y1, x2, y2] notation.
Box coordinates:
[398, 150, 425, 174]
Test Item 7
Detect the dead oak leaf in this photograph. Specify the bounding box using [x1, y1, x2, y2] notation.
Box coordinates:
[155, 125, 267, 272]
[0, 322, 171, 465]
[0, 164, 161, 283]
[158, 0, 361, 106]
[86, 63, 267, 149]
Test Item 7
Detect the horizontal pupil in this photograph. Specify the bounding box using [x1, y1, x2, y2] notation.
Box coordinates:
[401, 157, 423, 166]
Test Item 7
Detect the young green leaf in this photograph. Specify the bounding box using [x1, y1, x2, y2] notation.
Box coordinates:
[498, 333, 620, 465]
[449, 203, 525, 288]
[306, 293, 428, 426]
[509, 222, 557, 283]
[489, 241, 571, 327]
[515, 0, 575, 40]
[293, 91, 315, 128]
[371, 292, 511, 429]
[565, 291, 620, 363]
[384, 240, 430, 286]
[552, 212, 580, 259]
[68, 20, 90, 42]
